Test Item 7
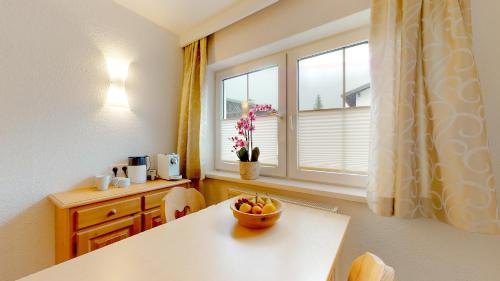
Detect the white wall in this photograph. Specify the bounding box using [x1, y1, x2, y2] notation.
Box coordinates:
[208, 0, 370, 65]
[0, 1, 182, 280]
[472, 0, 500, 201]
[206, 0, 500, 281]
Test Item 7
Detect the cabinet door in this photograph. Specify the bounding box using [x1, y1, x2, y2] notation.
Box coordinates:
[142, 208, 164, 231]
[76, 214, 141, 256]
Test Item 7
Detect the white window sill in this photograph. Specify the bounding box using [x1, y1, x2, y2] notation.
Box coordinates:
[205, 170, 367, 203]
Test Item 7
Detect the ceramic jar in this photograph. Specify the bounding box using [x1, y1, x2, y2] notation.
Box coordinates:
[239, 161, 260, 180]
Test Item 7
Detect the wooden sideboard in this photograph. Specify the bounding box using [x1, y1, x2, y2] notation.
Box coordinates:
[48, 179, 190, 263]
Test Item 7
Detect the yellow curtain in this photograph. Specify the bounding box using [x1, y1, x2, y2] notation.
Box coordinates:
[368, 0, 500, 234]
[177, 38, 207, 180]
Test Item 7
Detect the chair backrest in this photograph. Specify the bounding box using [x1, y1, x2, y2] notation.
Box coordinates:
[160, 187, 206, 223]
[348, 252, 395, 281]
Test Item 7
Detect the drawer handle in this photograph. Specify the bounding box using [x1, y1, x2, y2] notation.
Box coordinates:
[107, 208, 117, 217]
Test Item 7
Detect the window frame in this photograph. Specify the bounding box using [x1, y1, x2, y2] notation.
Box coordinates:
[215, 53, 287, 177]
[287, 28, 370, 187]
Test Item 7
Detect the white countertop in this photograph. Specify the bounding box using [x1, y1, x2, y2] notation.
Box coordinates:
[49, 179, 191, 209]
[20, 198, 350, 281]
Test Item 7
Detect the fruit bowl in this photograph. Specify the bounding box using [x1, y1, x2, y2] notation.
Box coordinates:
[230, 196, 283, 229]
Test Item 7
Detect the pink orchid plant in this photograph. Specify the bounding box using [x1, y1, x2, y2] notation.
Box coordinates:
[230, 104, 274, 162]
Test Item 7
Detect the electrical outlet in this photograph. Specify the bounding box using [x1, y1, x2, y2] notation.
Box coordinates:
[109, 163, 127, 177]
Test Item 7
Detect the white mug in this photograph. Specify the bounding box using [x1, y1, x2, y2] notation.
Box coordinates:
[95, 175, 111, 191]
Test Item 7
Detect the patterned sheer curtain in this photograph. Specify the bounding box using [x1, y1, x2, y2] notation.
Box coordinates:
[368, 0, 500, 234]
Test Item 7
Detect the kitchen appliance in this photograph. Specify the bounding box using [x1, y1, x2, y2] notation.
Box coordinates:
[157, 153, 182, 180]
[128, 156, 150, 184]
[147, 169, 157, 181]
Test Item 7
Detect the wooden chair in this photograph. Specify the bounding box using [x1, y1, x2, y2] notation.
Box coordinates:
[160, 187, 206, 223]
[348, 252, 395, 281]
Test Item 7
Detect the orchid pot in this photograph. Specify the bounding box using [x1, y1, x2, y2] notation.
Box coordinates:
[239, 161, 260, 180]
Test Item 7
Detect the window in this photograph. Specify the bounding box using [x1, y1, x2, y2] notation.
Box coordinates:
[216, 54, 286, 177]
[297, 42, 370, 172]
[221, 67, 279, 165]
[216, 29, 369, 187]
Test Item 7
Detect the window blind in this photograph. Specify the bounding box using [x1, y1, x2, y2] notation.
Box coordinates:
[297, 107, 370, 173]
[220, 116, 279, 166]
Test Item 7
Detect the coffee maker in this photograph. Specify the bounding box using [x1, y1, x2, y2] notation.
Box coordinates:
[157, 153, 182, 180]
[128, 156, 150, 183]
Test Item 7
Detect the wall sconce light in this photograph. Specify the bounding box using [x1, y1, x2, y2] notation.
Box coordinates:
[105, 58, 130, 108]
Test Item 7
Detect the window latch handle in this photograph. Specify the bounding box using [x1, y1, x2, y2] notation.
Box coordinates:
[289, 114, 295, 130]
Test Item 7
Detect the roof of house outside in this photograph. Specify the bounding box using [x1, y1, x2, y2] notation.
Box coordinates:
[345, 83, 370, 107]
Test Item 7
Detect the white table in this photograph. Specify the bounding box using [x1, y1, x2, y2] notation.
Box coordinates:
[20, 199, 350, 281]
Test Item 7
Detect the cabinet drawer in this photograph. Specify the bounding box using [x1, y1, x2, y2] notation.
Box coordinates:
[76, 197, 141, 229]
[143, 191, 169, 210]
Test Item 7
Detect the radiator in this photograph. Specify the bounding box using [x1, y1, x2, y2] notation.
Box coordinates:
[227, 187, 342, 214]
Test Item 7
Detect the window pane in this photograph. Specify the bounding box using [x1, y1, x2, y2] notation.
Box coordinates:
[220, 117, 278, 166]
[220, 119, 239, 162]
[220, 67, 280, 167]
[296, 42, 371, 174]
[248, 66, 279, 111]
[223, 75, 247, 119]
[345, 43, 371, 107]
[251, 116, 279, 166]
[297, 108, 370, 173]
[298, 50, 343, 111]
